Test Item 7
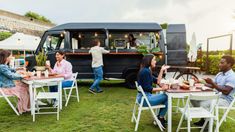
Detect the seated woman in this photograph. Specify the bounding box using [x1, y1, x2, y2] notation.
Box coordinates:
[137, 54, 169, 128]
[0, 50, 30, 114]
[46, 50, 73, 104]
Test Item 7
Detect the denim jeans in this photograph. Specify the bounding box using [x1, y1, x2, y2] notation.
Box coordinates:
[49, 80, 73, 92]
[137, 92, 168, 117]
[90, 66, 103, 92]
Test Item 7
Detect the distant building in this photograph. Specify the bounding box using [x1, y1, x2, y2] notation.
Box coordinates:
[0, 9, 55, 36]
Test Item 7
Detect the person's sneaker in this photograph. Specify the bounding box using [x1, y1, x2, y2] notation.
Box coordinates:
[88, 89, 96, 94]
[97, 90, 103, 93]
[193, 118, 205, 126]
[36, 100, 47, 106]
[53, 100, 58, 108]
[157, 116, 166, 128]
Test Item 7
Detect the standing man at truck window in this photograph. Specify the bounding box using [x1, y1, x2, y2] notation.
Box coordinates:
[88, 39, 110, 94]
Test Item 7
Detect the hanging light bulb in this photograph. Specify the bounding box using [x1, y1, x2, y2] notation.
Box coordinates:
[139, 33, 143, 36]
[109, 34, 112, 38]
[124, 34, 128, 38]
[60, 33, 64, 37]
[95, 32, 98, 37]
[78, 34, 82, 38]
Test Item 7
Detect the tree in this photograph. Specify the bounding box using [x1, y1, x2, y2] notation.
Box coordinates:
[24, 11, 52, 23]
[160, 23, 168, 29]
[0, 32, 12, 41]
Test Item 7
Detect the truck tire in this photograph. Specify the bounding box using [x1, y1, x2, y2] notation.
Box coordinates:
[125, 72, 138, 89]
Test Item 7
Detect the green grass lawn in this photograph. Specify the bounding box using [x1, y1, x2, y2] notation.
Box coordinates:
[0, 80, 234, 132]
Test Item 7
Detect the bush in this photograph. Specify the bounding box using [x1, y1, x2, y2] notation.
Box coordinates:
[200, 55, 235, 75]
[24, 11, 52, 23]
[0, 32, 12, 41]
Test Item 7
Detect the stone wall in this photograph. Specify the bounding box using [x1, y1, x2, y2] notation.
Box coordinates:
[0, 9, 55, 36]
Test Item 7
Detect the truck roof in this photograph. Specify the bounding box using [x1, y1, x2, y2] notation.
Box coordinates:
[48, 22, 162, 31]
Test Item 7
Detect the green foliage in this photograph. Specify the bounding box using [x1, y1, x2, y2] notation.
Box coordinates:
[137, 45, 161, 56]
[24, 11, 52, 23]
[35, 50, 47, 66]
[137, 45, 149, 55]
[0, 32, 12, 41]
[199, 55, 235, 75]
[160, 23, 168, 29]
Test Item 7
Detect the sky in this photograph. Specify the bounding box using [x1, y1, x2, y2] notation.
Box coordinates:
[1, 0, 235, 51]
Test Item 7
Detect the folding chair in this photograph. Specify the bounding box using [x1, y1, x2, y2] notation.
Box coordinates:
[32, 81, 60, 122]
[63, 72, 79, 107]
[176, 93, 221, 132]
[0, 89, 19, 115]
[218, 95, 235, 128]
[131, 81, 165, 131]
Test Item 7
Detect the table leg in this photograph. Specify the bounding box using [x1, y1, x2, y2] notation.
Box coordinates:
[58, 81, 62, 110]
[168, 94, 172, 132]
[29, 84, 33, 115]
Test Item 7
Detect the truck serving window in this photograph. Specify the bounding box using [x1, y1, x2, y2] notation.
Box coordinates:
[42, 34, 64, 52]
[70, 31, 106, 50]
[108, 32, 158, 49]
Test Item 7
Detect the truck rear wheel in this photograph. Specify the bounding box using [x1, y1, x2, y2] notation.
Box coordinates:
[125, 72, 137, 89]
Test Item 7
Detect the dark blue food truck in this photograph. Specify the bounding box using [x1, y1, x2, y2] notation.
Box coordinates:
[26, 23, 187, 88]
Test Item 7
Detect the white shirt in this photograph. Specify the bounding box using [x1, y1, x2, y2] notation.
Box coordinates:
[89, 46, 110, 68]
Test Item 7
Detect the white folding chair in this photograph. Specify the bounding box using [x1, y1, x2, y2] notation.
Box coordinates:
[32, 81, 60, 122]
[63, 72, 79, 107]
[176, 93, 221, 132]
[218, 94, 235, 128]
[0, 89, 19, 115]
[131, 81, 165, 131]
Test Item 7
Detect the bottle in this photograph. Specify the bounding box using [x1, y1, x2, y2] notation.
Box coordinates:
[45, 70, 49, 78]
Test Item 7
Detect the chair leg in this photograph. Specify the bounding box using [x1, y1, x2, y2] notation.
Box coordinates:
[219, 108, 231, 127]
[176, 99, 180, 112]
[63, 89, 68, 101]
[187, 118, 191, 132]
[65, 88, 73, 107]
[131, 103, 137, 123]
[208, 118, 213, 132]
[75, 87, 79, 102]
[57, 98, 60, 121]
[135, 107, 142, 131]
[4, 96, 20, 116]
[200, 119, 208, 132]
[176, 113, 184, 132]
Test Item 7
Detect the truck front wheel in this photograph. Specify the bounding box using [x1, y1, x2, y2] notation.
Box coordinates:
[125, 72, 137, 89]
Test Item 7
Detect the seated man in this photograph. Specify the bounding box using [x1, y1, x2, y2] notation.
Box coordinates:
[191, 55, 235, 126]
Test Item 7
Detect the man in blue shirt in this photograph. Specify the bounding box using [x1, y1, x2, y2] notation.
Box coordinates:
[192, 55, 235, 126]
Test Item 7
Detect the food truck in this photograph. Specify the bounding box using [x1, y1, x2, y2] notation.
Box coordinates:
[26, 23, 187, 88]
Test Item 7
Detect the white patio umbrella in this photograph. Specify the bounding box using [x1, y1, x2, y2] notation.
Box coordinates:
[188, 32, 197, 62]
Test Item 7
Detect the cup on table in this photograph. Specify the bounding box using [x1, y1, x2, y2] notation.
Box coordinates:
[46, 60, 51, 67]
[36, 71, 41, 78]
[189, 79, 195, 87]
[171, 79, 180, 89]
[44, 70, 49, 78]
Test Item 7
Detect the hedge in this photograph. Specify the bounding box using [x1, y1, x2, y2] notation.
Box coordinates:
[197, 55, 235, 75]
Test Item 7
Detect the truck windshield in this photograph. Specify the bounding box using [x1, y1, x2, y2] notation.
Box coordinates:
[42, 34, 64, 52]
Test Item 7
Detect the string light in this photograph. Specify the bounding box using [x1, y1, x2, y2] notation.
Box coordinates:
[139, 33, 143, 36]
[109, 34, 112, 38]
[124, 34, 128, 38]
[78, 34, 82, 38]
[95, 32, 98, 37]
